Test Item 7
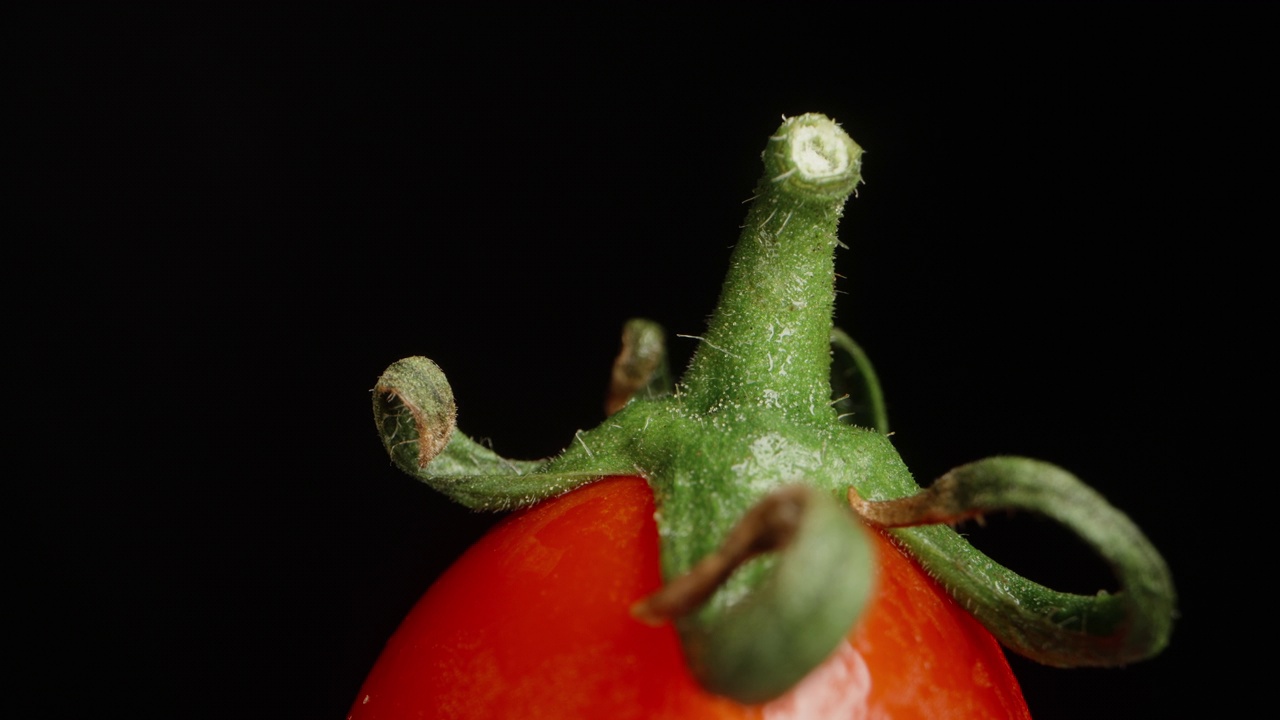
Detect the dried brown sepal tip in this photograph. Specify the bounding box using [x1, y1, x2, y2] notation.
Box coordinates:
[848, 474, 986, 529]
[632, 485, 811, 626]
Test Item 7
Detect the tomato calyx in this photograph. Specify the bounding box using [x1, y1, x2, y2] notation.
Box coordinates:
[371, 113, 1176, 703]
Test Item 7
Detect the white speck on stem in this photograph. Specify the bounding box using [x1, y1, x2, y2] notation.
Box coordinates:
[676, 334, 742, 360]
[574, 430, 593, 457]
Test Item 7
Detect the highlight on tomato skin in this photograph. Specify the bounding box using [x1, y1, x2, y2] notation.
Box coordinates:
[347, 476, 1031, 720]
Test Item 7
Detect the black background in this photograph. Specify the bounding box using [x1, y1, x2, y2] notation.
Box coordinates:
[16, 3, 1265, 718]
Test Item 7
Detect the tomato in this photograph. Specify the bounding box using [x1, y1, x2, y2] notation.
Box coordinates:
[354, 112, 1174, 718]
[347, 476, 1030, 719]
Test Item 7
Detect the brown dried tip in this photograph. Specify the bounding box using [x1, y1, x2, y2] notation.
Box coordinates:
[632, 486, 811, 625]
[847, 476, 986, 529]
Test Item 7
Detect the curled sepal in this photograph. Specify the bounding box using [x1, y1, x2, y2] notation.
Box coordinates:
[373, 357, 457, 467]
[634, 485, 875, 705]
[850, 456, 1176, 667]
[829, 327, 889, 434]
[605, 318, 673, 416]
[373, 356, 603, 511]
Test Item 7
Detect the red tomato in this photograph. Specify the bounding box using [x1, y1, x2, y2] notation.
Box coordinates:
[348, 476, 1031, 719]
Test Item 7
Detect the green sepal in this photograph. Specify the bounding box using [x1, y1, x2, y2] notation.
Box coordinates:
[829, 327, 889, 434]
[606, 318, 673, 415]
[373, 356, 613, 511]
[678, 486, 874, 704]
[856, 456, 1177, 667]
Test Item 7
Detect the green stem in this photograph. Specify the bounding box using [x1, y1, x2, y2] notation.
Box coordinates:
[680, 114, 862, 419]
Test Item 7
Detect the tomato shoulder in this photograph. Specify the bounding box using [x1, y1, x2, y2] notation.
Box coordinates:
[348, 477, 1029, 720]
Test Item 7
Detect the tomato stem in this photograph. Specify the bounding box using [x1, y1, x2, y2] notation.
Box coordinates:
[677, 114, 861, 419]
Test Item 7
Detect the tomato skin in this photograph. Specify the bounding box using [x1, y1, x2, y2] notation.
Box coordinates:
[349, 477, 1030, 719]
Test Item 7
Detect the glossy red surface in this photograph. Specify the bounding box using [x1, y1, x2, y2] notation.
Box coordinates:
[349, 476, 1030, 719]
